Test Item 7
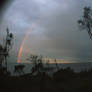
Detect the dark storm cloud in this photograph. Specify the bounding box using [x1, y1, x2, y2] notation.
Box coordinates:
[0, 0, 13, 20]
[0, 0, 13, 44]
[32, 0, 92, 62]
[0, 0, 12, 11]
[1, 0, 92, 63]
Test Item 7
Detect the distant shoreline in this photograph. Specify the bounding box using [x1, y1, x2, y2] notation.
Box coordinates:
[6, 62, 92, 75]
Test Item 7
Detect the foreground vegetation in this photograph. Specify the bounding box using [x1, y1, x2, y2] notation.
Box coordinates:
[0, 67, 92, 92]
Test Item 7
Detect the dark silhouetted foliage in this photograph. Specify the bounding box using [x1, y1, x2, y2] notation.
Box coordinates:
[78, 7, 92, 39]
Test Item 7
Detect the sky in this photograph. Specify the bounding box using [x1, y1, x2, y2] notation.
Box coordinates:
[0, 0, 92, 63]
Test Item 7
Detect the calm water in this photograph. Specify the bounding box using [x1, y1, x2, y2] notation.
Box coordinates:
[7, 62, 92, 75]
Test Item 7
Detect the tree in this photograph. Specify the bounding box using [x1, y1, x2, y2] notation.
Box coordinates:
[4, 28, 13, 68]
[54, 59, 59, 71]
[78, 7, 92, 40]
[0, 28, 13, 73]
[0, 45, 4, 67]
[28, 54, 43, 74]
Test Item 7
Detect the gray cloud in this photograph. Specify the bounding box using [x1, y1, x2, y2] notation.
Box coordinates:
[1, 0, 92, 63]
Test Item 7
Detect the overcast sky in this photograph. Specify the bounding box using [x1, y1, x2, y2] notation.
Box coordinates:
[1, 0, 92, 63]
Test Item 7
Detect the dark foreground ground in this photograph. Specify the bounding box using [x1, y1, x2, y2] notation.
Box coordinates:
[0, 67, 92, 92]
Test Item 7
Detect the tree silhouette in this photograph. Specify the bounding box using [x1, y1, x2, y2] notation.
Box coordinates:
[0, 28, 13, 74]
[4, 28, 13, 69]
[0, 45, 4, 67]
[78, 7, 92, 39]
[54, 59, 59, 71]
[28, 54, 43, 74]
[28, 55, 54, 75]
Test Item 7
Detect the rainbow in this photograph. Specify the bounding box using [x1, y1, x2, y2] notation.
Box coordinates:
[17, 32, 28, 63]
[17, 21, 39, 63]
